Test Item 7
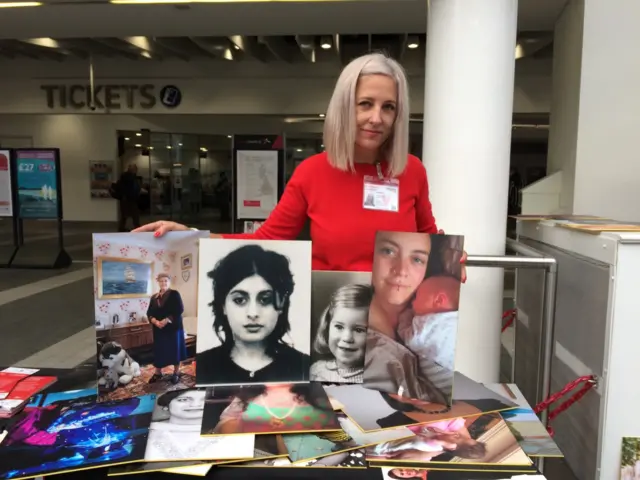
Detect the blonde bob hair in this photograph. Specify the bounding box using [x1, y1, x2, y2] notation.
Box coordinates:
[323, 52, 410, 178]
[313, 283, 372, 358]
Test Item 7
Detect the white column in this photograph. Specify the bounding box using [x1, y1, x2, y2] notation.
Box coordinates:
[423, 0, 518, 383]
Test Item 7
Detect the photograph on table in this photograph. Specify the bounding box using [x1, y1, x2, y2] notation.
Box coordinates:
[379, 466, 542, 479]
[93, 231, 209, 403]
[196, 239, 312, 386]
[108, 461, 212, 477]
[620, 437, 640, 480]
[325, 372, 517, 432]
[200, 382, 340, 436]
[484, 383, 563, 458]
[0, 389, 155, 480]
[310, 271, 372, 384]
[144, 387, 255, 462]
[364, 231, 464, 405]
[228, 449, 367, 468]
[366, 412, 532, 468]
[216, 434, 289, 466]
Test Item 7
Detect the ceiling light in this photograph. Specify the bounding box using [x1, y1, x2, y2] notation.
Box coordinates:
[178, 143, 183, 146]
[407, 42, 418, 49]
[0, 2, 41, 7]
[149, 146, 154, 150]
[296, 148, 303, 152]
[136, 132, 142, 137]
[166, 145, 172, 149]
[320, 35, 332, 50]
[319, 114, 325, 118]
[124, 137, 130, 141]
[200, 147, 208, 152]
[135, 144, 142, 147]
[321, 42, 331, 50]
[227, 135, 232, 138]
[515, 43, 525, 60]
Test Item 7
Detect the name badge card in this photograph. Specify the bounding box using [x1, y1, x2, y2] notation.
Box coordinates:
[363, 175, 399, 212]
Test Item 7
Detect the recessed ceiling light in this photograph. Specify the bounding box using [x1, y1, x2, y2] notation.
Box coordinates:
[178, 143, 183, 146]
[136, 132, 142, 137]
[124, 137, 130, 141]
[407, 42, 418, 49]
[135, 144, 142, 147]
[296, 148, 303, 152]
[321, 42, 331, 50]
[167, 145, 172, 149]
[0, 2, 41, 7]
[319, 114, 325, 118]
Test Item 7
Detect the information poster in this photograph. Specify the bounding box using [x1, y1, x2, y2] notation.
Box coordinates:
[0, 150, 12, 217]
[235, 150, 278, 220]
[89, 160, 115, 199]
[15, 149, 60, 219]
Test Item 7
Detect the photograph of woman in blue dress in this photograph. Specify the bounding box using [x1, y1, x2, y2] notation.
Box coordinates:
[147, 272, 187, 385]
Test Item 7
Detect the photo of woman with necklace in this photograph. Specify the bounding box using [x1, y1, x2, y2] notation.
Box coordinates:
[200, 382, 340, 436]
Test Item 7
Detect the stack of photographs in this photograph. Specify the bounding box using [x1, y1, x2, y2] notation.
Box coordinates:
[0, 232, 563, 479]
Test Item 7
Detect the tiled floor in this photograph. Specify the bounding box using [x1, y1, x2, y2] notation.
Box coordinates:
[0, 219, 580, 480]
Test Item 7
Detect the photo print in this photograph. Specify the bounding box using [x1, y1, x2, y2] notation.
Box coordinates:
[0, 389, 155, 479]
[325, 372, 517, 432]
[366, 412, 532, 467]
[379, 467, 541, 479]
[93, 231, 209, 403]
[108, 461, 211, 477]
[228, 449, 367, 468]
[200, 382, 340, 436]
[144, 387, 254, 462]
[196, 239, 312, 387]
[364, 231, 464, 405]
[310, 271, 372, 384]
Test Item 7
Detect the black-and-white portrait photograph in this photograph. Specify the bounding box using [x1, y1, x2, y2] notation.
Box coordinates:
[309, 271, 372, 384]
[196, 239, 313, 387]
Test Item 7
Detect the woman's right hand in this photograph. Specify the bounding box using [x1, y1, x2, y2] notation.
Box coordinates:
[132, 221, 189, 237]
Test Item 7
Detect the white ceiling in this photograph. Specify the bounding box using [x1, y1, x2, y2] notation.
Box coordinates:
[0, 0, 568, 39]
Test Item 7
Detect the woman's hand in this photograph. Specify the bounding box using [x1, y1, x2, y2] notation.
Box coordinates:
[132, 221, 189, 237]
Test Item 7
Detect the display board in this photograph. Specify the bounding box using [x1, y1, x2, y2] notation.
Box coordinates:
[89, 160, 115, 199]
[231, 135, 285, 233]
[14, 148, 62, 219]
[0, 150, 12, 217]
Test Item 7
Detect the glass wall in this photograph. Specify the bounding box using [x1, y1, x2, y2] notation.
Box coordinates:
[117, 130, 233, 232]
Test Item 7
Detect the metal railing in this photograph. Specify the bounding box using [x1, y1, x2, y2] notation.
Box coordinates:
[465, 238, 558, 472]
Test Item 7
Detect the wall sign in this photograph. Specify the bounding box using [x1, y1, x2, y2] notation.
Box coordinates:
[40, 84, 182, 110]
[15, 149, 61, 219]
[0, 150, 12, 217]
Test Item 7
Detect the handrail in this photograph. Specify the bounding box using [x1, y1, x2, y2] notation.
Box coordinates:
[464, 240, 558, 473]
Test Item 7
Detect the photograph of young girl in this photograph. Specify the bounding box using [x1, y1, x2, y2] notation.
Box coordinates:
[144, 388, 255, 462]
[364, 231, 464, 405]
[196, 239, 312, 387]
[309, 271, 373, 384]
[366, 412, 532, 468]
[200, 382, 340, 436]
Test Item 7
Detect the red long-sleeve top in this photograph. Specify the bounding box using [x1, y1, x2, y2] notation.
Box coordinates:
[222, 152, 438, 271]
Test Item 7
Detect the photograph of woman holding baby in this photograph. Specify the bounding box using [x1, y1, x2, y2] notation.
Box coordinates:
[363, 231, 464, 404]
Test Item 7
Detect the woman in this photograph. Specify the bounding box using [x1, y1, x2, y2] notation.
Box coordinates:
[145, 388, 251, 461]
[146, 273, 187, 385]
[132, 52, 467, 278]
[208, 383, 338, 435]
[196, 244, 311, 385]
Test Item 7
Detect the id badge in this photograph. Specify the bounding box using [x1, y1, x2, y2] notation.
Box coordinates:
[363, 175, 399, 212]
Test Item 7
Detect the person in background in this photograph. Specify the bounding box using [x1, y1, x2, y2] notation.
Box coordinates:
[117, 164, 142, 232]
[214, 172, 231, 222]
[133, 52, 467, 278]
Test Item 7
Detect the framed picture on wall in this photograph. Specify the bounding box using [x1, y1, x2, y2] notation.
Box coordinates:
[96, 257, 155, 300]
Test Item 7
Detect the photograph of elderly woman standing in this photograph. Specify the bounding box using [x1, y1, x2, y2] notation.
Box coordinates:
[195, 239, 312, 386]
[147, 273, 188, 385]
[363, 231, 464, 405]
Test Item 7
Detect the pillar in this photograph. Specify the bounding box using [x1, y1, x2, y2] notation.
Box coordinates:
[547, 0, 640, 221]
[422, 0, 518, 383]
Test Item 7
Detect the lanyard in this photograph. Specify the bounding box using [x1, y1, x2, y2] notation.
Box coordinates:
[375, 162, 383, 180]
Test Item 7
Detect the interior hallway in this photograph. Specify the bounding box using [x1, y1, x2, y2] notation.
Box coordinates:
[0, 217, 577, 480]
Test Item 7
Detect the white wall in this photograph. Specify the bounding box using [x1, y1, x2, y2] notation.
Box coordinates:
[546, 0, 584, 212]
[0, 58, 552, 222]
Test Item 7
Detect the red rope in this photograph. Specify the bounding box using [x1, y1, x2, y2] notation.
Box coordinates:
[533, 375, 597, 436]
[501, 309, 516, 332]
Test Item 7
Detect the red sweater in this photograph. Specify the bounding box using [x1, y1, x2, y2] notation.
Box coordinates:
[222, 152, 438, 271]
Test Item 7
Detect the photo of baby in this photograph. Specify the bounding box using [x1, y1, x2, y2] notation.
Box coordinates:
[367, 412, 532, 467]
[364, 231, 464, 405]
[200, 382, 340, 436]
[309, 271, 373, 384]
